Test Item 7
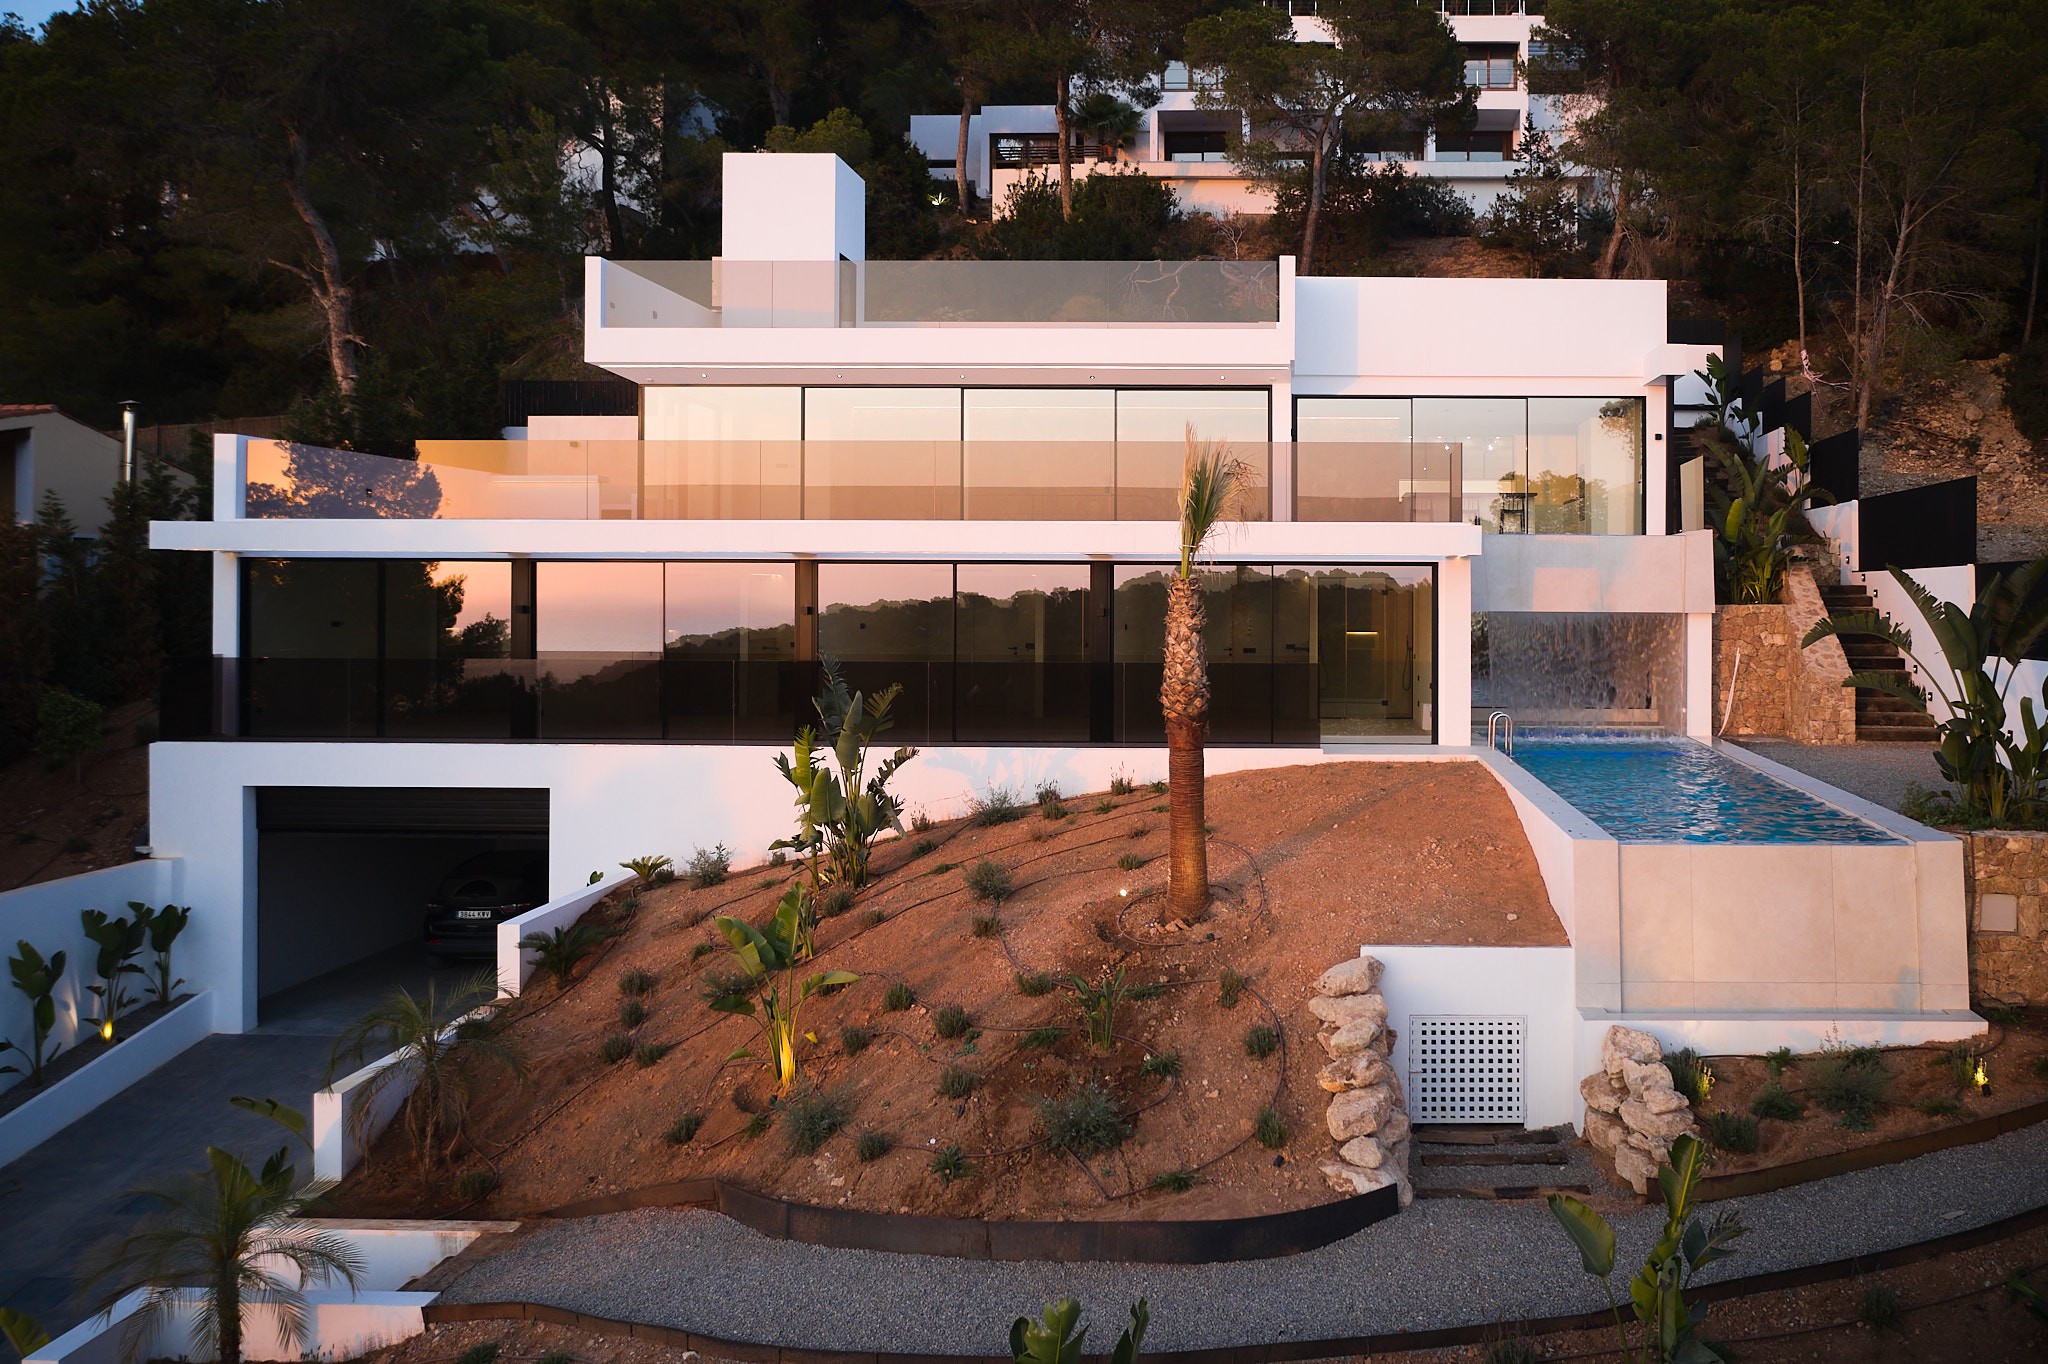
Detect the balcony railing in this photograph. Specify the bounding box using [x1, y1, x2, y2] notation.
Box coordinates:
[602, 258, 1280, 328]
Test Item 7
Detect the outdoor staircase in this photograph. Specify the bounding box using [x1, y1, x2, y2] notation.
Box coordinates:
[1409, 1124, 1594, 1201]
[1817, 582, 1941, 743]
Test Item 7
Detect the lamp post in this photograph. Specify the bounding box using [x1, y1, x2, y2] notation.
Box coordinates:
[119, 399, 138, 483]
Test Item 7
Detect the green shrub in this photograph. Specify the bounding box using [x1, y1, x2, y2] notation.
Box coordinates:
[883, 981, 916, 1011]
[1109, 770, 1136, 796]
[1150, 1169, 1197, 1193]
[1126, 982, 1165, 1001]
[1015, 970, 1056, 997]
[662, 1112, 703, 1145]
[1764, 1046, 1795, 1076]
[1022, 1026, 1066, 1048]
[1066, 966, 1129, 1050]
[618, 968, 656, 996]
[938, 1064, 979, 1098]
[1140, 1050, 1182, 1079]
[1253, 1106, 1288, 1149]
[1914, 1096, 1963, 1118]
[1750, 1083, 1805, 1121]
[1936, 1042, 1981, 1091]
[619, 999, 647, 1029]
[1036, 782, 1068, 820]
[633, 1041, 670, 1068]
[743, 1110, 775, 1139]
[931, 861, 959, 876]
[35, 688, 103, 785]
[2033, 1054, 2048, 1080]
[1858, 1284, 1903, 1333]
[1116, 853, 1146, 872]
[520, 922, 608, 988]
[965, 861, 1014, 904]
[690, 941, 716, 961]
[1129, 825, 1151, 841]
[782, 1087, 850, 1154]
[1094, 800, 1117, 814]
[840, 1024, 875, 1056]
[1244, 1025, 1279, 1060]
[454, 1169, 500, 1201]
[1035, 1082, 1130, 1156]
[456, 1344, 500, 1364]
[808, 885, 849, 920]
[910, 808, 935, 833]
[912, 837, 938, 857]
[969, 914, 1001, 939]
[1981, 1001, 2024, 1027]
[700, 969, 752, 1006]
[768, 848, 789, 867]
[1705, 1111, 1759, 1154]
[969, 784, 1025, 826]
[1217, 969, 1248, 1009]
[536, 1351, 571, 1364]
[1811, 1042, 1892, 1130]
[1665, 1047, 1714, 1107]
[863, 908, 886, 928]
[933, 1003, 972, 1039]
[600, 1034, 633, 1064]
[684, 843, 732, 889]
[621, 854, 672, 882]
[856, 1130, 893, 1162]
[929, 1144, 971, 1183]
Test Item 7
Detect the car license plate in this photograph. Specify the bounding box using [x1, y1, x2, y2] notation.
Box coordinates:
[456, 909, 494, 920]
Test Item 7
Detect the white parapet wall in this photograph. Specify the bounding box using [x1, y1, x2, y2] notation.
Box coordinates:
[498, 872, 636, 997]
[313, 1009, 493, 1184]
[0, 992, 213, 1171]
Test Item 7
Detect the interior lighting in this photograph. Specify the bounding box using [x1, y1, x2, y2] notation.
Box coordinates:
[1344, 631, 1380, 638]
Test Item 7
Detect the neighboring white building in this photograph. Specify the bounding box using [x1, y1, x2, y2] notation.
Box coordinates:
[0, 404, 125, 529]
[908, 2, 1561, 217]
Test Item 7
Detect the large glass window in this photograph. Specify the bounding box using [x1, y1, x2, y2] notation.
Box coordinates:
[642, 387, 802, 519]
[664, 562, 798, 740]
[536, 561, 662, 738]
[384, 562, 518, 738]
[1297, 397, 1416, 522]
[243, 559, 379, 736]
[1415, 398, 1527, 532]
[963, 390, 1114, 520]
[1116, 390, 1270, 520]
[956, 565, 1091, 741]
[1274, 566, 1436, 739]
[1112, 564, 1283, 741]
[804, 388, 962, 519]
[1528, 397, 1643, 534]
[818, 563, 956, 741]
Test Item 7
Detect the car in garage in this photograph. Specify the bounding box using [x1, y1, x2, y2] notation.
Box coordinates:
[423, 850, 549, 964]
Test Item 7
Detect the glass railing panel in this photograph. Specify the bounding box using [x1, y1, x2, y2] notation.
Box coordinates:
[1115, 441, 1271, 521]
[537, 655, 662, 739]
[802, 441, 963, 519]
[860, 260, 1280, 325]
[414, 440, 605, 518]
[955, 660, 1094, 743]
[963, 441, 1115, 520]
[241, 657, 380, 737]
[1294, 442, 1461, 522]
[604, 260, 717, 327]
[247, 440, 460, 520]
[643, 440, 804, 519]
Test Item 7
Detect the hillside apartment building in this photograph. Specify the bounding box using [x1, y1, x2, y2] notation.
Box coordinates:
[133, 152, 1975, 1130]
[908, 1, 1561, 216]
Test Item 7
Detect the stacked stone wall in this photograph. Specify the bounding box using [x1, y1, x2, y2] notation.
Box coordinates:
[1712, 565, 1856, 744]
[1965, 830, 2048, 1007]
[1580, 1025, 1696, 1195]
[1309, 956, 1413, 1206]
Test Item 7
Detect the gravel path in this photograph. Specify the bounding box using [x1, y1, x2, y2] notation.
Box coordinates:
[1733, 740, 1944, 814]
[437, 1120, 2048, 1353]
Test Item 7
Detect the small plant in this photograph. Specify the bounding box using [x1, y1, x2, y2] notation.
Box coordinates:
[1664, 1047, 1714, 1108]
[929, 1144, 970, 1183]
[701, 968, 754, 1005]
[1763, 1045, 1795, 1076]
[621, 854, 674, 883]
[519, 921, 608, 988]
[537, 1352, 572, 1364]
[771, 658, 918, 890]
[841, 1024, 875, 1056]
[1015, 970, 1055, 997]
[938, 1065, 980, 1099]
[782, 1086, 851, 1154]
[690, 941, 717, 961]
[1243, 1025, 1279, 1060]
[79, 908, 146, 1041]
[769, 848, 790, 867]
[1981, 1001, 2024, 1027]
[1151, 803, 1168, 813]
[1066, 966, 1130, 1050]
[35, 688, 102, 786]
[934, 1003, 973, 1039]
[1022, 1026, 1066, 1048]
[131, 902, 191, 1007]
[1217, 969, 1248, 1009]
[1750, 1083, 1805, 1121]
[743, 1109, 775, 1139]
[1115, 852, 1146, 872]
[883, 981, 916, 1011]
[1811, 1040, 1892, 1130]
[966, 860, 1015, 903]
[710, 885, 859, 1091]
[1705, 1111, 1759, 1154]
[633, 1041, 670, 1067]
[1482, 1342, 1538, 1364]
[969, 784, 1025, 826]
[856, 1129, 893, 1162]
[1150, 1169, 1197, 1193]
[684, 843, 732, 889]
[618, 968, 656, 996]
[1935, 1042, 1982, 1092]
[619, 999, 647, 1028]
[2033, 1053, 2048, 1080]
[1035, 1082, 1130, 1156]
[862, 908, 886, 928]
[662, 1112, 704, 1145]
[1036, 782, 1068, 820]
[910, 807, 935, 834]
[600, 1034, 633, 1064]
[454, 1169, 500, 1201]
[1253, 1106, 1288, 1149]
[1858, 1283, 1903, 1333]
[971, 914, 1002, 938]
[1109, 770, 1137, 796]
[1148, 779, 1166, 795]
[1914, 1096, 1963, 1118]
[1009, 1297, 1147, 1364]
[1140, 1050, 1182, 1079]
[819, 885, 856, 919]
[457, 1344, 501, 1364]
[912, 837, 938, 857]
[1094, 800, 1116, 815]
[1126, 981, 1165, 1001]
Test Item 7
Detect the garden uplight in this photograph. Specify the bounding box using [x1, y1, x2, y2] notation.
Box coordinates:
[101, 1019, 114, 1041]
[1973, 1059, 1989, 1090]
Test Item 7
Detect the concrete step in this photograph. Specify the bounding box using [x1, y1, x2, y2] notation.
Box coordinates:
[1858, 725, 1941, 742]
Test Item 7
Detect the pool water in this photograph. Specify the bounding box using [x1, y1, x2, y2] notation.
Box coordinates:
[1508, 738, 1901, 844]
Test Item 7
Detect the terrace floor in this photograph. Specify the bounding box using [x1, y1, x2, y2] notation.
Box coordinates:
[1732, 740, 1944, 815]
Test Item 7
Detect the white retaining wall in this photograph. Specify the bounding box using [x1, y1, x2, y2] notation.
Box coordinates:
[0, 992, 213, 1171]
[498, 873, 635, 997]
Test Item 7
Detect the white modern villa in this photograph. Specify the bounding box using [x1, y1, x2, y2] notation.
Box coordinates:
[120, 152, 1977, 1135]
[909, 1, 1563, 216]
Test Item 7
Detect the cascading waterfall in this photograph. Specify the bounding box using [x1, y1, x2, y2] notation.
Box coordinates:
[1471, 612, 1687, 732]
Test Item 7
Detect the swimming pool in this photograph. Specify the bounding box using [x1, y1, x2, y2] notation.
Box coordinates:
[1507, 737, 1901, 844]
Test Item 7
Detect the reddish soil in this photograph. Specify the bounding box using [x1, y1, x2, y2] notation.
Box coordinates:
[0, 699, 155, 891]
[327, 759, 1562, 1223]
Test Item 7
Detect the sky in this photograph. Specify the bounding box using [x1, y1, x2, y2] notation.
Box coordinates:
[6, 2, 72, 31]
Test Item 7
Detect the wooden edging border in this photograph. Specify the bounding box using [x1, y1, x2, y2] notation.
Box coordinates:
[426, 1199, 2048, 1364]
[542, 1178, 1400, 1265]
[1696, 1095, 2048, 1202]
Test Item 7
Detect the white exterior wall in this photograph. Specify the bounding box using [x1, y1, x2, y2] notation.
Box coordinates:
[2, 410, 124, 529]
[721, 153, 865, 262]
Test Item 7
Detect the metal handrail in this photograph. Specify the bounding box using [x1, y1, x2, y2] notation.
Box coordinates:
[1486, 709, 1515, 756]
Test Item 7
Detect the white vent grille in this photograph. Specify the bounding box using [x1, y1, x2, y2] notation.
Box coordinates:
[1408, 1016, 1525, 1123]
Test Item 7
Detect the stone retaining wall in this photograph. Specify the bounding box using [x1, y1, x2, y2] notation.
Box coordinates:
[1964, 830, 2048, 1007]
[1712, 565, 1856, 744]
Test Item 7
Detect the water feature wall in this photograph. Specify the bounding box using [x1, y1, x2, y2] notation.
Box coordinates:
[1471, 611, 1686, 731]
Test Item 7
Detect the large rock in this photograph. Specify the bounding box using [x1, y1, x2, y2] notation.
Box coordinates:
[1327, 1085, 1395, 1140]
[1620, 1098, 1694, 1142]
[1337, 1135, 1387, 1169]
[1377, 1108, 1411, 1149]
[1619, 1057, 1674, 1099]
[1613, 1141, 1660, 1195]
[1584, 1108, 1627, 1155]
[1603, 1025, 1663, 1077]
[1318, 1051, 1394, 1094]
[1636, 1085, 1690, 1116]
[1318, 1159, 1408, 1206]
[1314, 957, 1384, 997]
[1580, 1072, 1627, 1115]
[1308, 992, 1389, 1029]
[1322, 1016, 1385, 1058]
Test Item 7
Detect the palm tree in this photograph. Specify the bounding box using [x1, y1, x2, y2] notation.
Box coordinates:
[82, 1142, 360, 1364]
[1163, 429, 1249, 922]
[1073, 90, 1141, 163]
[328, 971, 525, 1177]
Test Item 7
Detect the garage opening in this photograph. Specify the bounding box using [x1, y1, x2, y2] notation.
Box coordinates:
[254, 786, 549, 1030]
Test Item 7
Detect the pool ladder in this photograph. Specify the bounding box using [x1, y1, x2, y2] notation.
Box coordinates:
[1486, 710, 1515, 756]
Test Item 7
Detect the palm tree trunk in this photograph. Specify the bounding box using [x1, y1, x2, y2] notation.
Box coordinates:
[218, 1271, 243, 1364]
[1161, 576, 1210, 920]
